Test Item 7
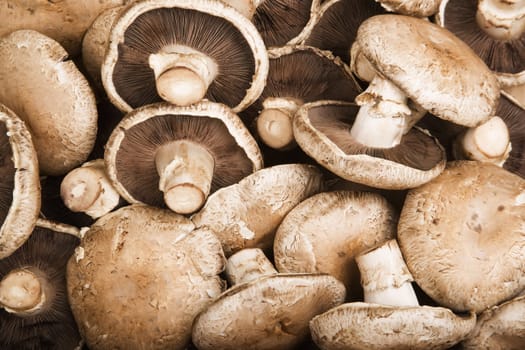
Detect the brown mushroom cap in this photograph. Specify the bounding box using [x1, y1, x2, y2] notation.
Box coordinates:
[0, 104, 40, 259]
[67, 204, 226, 350]
[398, 161, 525, 313]
[0, 30, 98, 176]
[293, 100, 446, 189]
[191, 163, 324, 256]
[310, 302, 476, 350]
[102, 0, 268, 113]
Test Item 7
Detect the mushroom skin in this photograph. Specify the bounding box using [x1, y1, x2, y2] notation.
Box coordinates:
[375, 0, 441, 16]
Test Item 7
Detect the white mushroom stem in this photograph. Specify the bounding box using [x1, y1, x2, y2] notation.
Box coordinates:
[149, 45, 219, 106]
[225, 248, 277, 286]
[221, 0, 264, 18]
[355, 239, 419, 307]
[155, 140, 215, 215]
[476, 0, 525, 40]
[453, 116, 512, 166]
[256, 97, 302, 150]
[60, 159, 120, 219]
[0, 268, 50, 316]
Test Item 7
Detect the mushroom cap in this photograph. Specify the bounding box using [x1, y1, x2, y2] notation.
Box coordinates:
[293, 100, 446, 189]
[274, 190, 397, 297]
[0, 104, 40, 259]
[105, 101, 263, 208]
[102, 0, 269, 113]
[398, 161, 525, 313]
[67, 204, 226, 350]
[191, 163, 324, 256]
[376, 0, 441, 17]
[0, 30, 98, 176]
[192, 273, 346, 350]
[352, 14, 500, 127]
[310, 302, 476, 350]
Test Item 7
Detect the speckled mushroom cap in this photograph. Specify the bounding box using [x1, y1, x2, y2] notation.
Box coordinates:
[105, 101, 263, 209]
[351, 14, 500, 127]
[0, 104, 40, 259]
[192, 272, 346, 350]
[376, 0, 441, 17]
[0, 30, 98, 176]
[398, 161, 525, 313]
[67, 204, 226, 350]
[293, 100, 446, 189]
[310, 302, 477, 350]
[273, 191, 397, 297]
[102, 0, 269, 113]
[191, 163, 324, 256]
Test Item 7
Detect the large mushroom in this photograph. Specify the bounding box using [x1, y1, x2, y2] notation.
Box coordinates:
[102, 0, 268, 112]
[105, 101, 263, 215]
[0, 30, 98, 176]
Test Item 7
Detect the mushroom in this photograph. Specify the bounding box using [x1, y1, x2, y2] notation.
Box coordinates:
[191, 163, 324, 256]
[67, 204, 226, 350]
[105, 101, 263, 215]
[397, 160, 525, 313]
[0, 104, 40, 259]
[273, 190, 397, 300]
[0, 219, 82, 349]
[437, 0, 525, 106]
[241, 45, 361, 150]
[102, 0, 268, 112]
[374, 0, 441, 17]
[309, 239, 477, 350]
[0, 29, 98, 176]
[192, 248, 346, 350]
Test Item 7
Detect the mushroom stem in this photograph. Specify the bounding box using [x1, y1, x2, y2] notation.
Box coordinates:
[476, 0, 525, 40]
[256, 97, 302, 150]
[221, 0, 264, 18]
[155, 140, 215, 214]
[225, 248, 278, 286]
[355, 239, 419, 307]
[0, 268, 51, 316]
[351, 74, 415, 148]
[452, 116, 512, 166]
[60, 159, 121, 219]
[149, 45, 219, 106]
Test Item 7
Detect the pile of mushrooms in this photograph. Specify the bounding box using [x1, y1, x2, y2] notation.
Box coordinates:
[1, 0, 525, 349]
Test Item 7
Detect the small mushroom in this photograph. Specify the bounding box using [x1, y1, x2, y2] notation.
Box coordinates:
[0, 30, 98, 176]
[67, 204, 226, 350]
[0, 219, 82, 349]
[374, 0, 441, 17]
[191, 163, 324, 256]
[398, 160, 525, 313]
[102, 0, 268, 112]
[192, 248, 346, 350]
[105, 101, 263, 215]
[309, 239, 477, 350]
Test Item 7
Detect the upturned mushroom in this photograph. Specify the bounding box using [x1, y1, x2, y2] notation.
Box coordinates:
[67, 204, 226, 350]
[192, 248, 346, 350]
[102, 0, 268, 112]
[0, 104, 40, 259]
[105, 101, 263, 215]
[398, 160, 525, 313]
[0, 30, 98, 176]
[309, 239, 477, 350]
[0, 219, 82, 349]
[191, 163, 324, 256]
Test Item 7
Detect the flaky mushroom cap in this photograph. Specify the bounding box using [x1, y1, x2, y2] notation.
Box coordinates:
[274, 191, 396, 297]
[67, 204, 226, 350]
[0, 104, 40, 259]
[192, 273, 346, 350]
[376, 0, 441, 17]
[105, 101, 263, 208]
[293, 100, 446, 189]
[102, 0, 268, 113]
[191, 163, 324, 256]
[0, 30, 98, 176]
[398, 161, 525, 313]
[310, 302, 476, 350]
[353, 14, 500, 127]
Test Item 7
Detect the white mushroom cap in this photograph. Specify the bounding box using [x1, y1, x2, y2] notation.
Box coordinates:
[375, 0, 441, 17]
[0, 30, 98, 176]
